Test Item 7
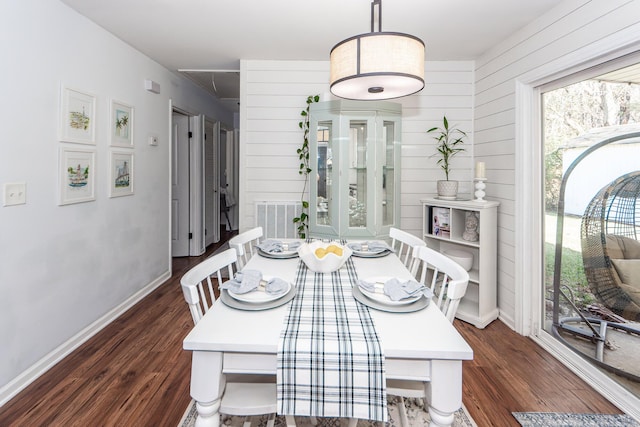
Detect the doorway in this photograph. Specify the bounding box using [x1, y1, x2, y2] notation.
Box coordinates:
[204, 118, 220, 247]
[171, 106, 230, 257]
[540, 57, 640, 404]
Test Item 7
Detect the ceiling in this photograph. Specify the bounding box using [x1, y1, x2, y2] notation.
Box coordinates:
[60, 0, 563, 114]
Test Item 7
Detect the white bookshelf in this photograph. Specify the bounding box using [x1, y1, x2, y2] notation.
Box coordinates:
[421, 197, 500, 328]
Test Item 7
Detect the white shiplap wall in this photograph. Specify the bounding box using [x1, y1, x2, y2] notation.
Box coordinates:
[239, 60, 474, 239]
[474, 0, 640, 328]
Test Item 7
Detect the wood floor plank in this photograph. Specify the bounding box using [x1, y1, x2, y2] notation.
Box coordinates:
[0, 231, 625, 426]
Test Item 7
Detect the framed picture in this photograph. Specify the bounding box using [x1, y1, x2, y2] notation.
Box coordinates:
[59, 86, 96, 144]
[59, 147, 96, 205]
[110, 100, 134, 147]
[109, 150, 134, 197]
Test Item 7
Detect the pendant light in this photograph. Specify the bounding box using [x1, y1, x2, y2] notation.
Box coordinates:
[330, 0, 425, 100]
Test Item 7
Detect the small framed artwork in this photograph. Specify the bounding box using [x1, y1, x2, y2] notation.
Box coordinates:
[109, 150, 134, 197]
[110, 100, 134, 147]
[59, 86, 96, 144]
[59, 147, 96, 205]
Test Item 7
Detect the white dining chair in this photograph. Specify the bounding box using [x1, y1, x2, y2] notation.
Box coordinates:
[386, 244, 470, 427]
[389, 227, 426, 275]
[180, 248, 296, 427]
[228, 226, 264, 269]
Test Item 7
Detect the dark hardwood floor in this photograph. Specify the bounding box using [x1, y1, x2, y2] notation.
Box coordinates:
[0, 229, 622, 426]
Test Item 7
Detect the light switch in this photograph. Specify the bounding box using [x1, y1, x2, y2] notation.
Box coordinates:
[3, 182, 26, 206]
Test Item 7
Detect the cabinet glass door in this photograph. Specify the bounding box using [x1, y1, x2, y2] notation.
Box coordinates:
[317, 120, 333, 228]
[348, 120, 367, 229]
[382, 120, 395, 226]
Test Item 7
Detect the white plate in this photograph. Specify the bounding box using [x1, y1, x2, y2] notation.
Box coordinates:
[221, 286, 297, 311]
[228, 280, 292, 303]
[257, 247, 299, 259]
[352, 287, 429, 313]
[350, 249, 391, 258]
[358, 276, 422, 306]
[347, 243, 391, 257]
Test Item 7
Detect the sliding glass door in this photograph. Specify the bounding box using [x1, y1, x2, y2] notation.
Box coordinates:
[541, 58, 640, 400]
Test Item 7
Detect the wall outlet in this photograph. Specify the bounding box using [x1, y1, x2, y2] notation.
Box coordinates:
[3, 182, 26, 206]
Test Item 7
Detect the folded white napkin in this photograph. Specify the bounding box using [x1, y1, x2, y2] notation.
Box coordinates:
[221, 269, 289, 295]
[258, 239, 302, 253]
[358, 277, 433, 301]
[348, 241, 391, 253]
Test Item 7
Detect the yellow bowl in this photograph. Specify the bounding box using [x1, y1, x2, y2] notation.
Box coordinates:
[298, 241, 353, 273]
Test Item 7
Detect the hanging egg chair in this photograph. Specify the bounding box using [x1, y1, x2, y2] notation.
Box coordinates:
[552, 131, 640, 383]
[581, 170, 640, 321]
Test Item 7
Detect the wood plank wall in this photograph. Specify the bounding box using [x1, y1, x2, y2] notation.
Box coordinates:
[239, 59, 474, 238]
[474, 0, 640, 326]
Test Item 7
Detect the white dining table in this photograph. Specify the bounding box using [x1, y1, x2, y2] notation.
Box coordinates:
[183, 246, 473, 427]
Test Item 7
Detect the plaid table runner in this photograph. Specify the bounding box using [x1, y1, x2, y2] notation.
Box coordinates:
[277, 256, 387, 422]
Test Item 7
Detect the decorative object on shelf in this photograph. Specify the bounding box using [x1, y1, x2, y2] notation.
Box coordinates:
[474, 178, 487, 202]
[474, 161, 487, 202]
[329, 0, 425, 101]
[432, 207, 450, 238]
[462, 211, 479, 242]
[443, 248, 474, 272]
[428, 116, 467, 199]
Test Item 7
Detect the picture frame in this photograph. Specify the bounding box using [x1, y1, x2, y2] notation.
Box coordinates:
[108, 150, 134, 197]
[110, 100, 134, 147]
[59, 147, 96, 205]
[59, 86, 96, 144]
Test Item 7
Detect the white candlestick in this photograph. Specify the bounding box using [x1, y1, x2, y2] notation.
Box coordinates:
[475, 161, 486, 179]
[474, 178, 487, 202]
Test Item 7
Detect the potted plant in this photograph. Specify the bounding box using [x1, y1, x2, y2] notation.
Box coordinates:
[427, 115, 467, 199]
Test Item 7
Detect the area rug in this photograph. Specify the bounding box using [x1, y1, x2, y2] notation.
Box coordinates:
[512, 411, 640, 427]
[179, 397, 477, 426]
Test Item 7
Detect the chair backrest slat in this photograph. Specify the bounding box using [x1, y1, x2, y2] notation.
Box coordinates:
[228, 226, 264, 269]
[412, 246, 470, 323]
[180, 248, 239, 324]
[389, 227, 426, 274]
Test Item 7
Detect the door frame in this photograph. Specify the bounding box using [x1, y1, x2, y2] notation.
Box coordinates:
[170, 101, 206, 258]
[515, 46, 640, 418]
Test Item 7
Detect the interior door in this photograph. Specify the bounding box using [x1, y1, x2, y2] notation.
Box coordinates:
[204, 119, 220, 246]
[171, 111, 190, 257]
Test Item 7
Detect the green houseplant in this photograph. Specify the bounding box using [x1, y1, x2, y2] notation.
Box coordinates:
[293, 94, 320, 238]
[427, 115, 467, 199]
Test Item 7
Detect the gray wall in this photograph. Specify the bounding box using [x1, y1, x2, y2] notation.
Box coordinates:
[0, 0, 232, 402]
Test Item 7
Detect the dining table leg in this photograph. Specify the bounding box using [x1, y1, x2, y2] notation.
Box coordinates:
[426, 359, 463, 427]
[191, 351, 224, 427]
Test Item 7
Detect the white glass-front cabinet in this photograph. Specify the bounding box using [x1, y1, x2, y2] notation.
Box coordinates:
[309, 100, 401, 239]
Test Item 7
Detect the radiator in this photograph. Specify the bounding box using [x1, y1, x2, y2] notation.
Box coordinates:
[255, 201, 302, 239]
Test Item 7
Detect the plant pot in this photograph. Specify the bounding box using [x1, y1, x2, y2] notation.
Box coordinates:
[437, 180, 458, 199]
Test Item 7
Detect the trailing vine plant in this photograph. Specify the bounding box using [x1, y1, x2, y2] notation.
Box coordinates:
[293, 94, 320, 238]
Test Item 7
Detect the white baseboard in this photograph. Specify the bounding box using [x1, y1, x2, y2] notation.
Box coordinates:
[498, 311, 515, 331]
[0, 270, 172, 407]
